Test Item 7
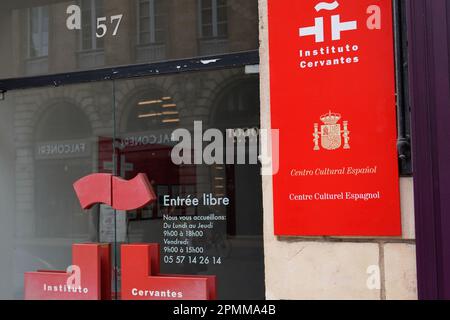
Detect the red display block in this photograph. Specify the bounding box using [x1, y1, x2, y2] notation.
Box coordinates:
[24, 244, 111, 300]
[121, 244, 216, 300]
[268, 0, 401, 236]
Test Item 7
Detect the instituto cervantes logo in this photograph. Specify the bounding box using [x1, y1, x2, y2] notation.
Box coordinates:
[313, 111, 350, 151]
[299, 1, 358, 43]
[297, 1, 382, 70]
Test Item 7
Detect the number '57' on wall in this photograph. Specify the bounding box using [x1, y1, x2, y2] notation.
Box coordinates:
[65, 4, 123, 38]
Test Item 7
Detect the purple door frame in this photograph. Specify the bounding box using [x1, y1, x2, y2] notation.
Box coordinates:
[408, 0, 450, 299]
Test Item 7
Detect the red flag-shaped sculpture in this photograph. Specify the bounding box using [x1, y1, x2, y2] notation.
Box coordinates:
[73, 173, 156, 210]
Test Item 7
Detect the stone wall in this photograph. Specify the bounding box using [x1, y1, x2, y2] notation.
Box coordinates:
[258, 0, 417, 300]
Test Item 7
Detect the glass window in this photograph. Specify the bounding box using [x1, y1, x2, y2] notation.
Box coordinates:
[0, 0, 258, 78]
[115, 69, 264, 299]
[28, 6, 49, 58]
[0, 67, 264, 300]
[138, 0, 167, 45]
[80, 0, 104, 51]
[0, 0, 262, 300]
[0, 81, 114, 299]
[199, 0, 228, 39]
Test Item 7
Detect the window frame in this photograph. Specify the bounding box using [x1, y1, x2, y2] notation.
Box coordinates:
[79, 0, 105, 52]
[0, 51, 259, 91]
[137, 0, 167, 46]
[27, 6, 49, 59]
[198, 0, 228, 39]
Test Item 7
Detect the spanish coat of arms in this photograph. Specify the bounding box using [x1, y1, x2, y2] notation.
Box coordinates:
[313, 111, 350, 151]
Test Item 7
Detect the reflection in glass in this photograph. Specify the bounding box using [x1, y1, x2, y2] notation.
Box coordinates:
[0, 67, 264, 299]
[29, 6, 49, 58]
[80, 0, 105, 51]
[0, 0, 258, 79]
[199, 0, 228, 39]
[115, 68, 264, 299]
[0, 82, 113, 298]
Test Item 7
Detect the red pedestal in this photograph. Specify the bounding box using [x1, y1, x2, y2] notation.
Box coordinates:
[24, 243, 111, 300]
[121, 244, 216, 300]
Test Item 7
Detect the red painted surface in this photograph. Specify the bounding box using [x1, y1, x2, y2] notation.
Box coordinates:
[73, 173, 111, 210]
[122, 144, 187, 185]
[268, 0, 401, 236]
[73, 173, 156, 211]
[112, 174, 156, 211]
[121, 244, 216, 300]
[24, 244, 111, 300]
[96, 138, 197, 218]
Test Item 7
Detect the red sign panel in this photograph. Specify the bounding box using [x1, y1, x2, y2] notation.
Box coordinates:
[268, 0, 401, 236]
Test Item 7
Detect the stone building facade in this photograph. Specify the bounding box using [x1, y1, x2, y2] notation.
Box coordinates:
[0, 0, 424, 300]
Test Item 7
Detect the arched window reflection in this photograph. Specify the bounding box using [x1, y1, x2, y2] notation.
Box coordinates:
[210, 77, 261, 237]
[34, 104, 93, 238]
[120, 89, 188, 222]
[212, 77, 260, 129]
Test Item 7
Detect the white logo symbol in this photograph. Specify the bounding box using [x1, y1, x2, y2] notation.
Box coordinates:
[299, 1, 357, 43]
